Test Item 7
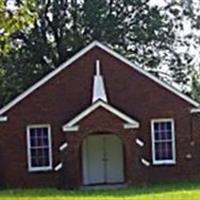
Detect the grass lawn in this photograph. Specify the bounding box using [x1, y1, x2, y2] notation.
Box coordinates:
[1, 182, 200, 200]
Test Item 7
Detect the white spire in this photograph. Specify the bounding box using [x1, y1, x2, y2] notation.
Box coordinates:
[96, 60, 100, 76]
[92, 60, 108, 103]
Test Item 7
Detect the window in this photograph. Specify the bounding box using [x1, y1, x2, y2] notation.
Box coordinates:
[27, 125, 52, 172]
[151, 119, 176, 165]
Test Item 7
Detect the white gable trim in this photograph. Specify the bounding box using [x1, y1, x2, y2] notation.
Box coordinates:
[95, 42, 199, 108]
[0, 42, 98, 115]
[123, 123, 139, 129]
[62, 100, 139, 132]
[0, 41, 199, 116]
[190, 108, 200, 113]
[63, 126, 79, 132]
[0, 116, 8, 122]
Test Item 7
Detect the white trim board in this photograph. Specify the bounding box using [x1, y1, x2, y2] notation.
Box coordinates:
[0, 116, 8, 122]
[62, 100, 140, 131]
[190, 108, 200, 113]
[59, 142, 68, 151]
[141, 158, 150, 167]
[54, 163, 63, 171]
[0, 41, 199, 116]
[136, 138, 144, 147]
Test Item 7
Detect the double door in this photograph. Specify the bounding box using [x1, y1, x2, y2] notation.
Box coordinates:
[82, 134, 124, 185]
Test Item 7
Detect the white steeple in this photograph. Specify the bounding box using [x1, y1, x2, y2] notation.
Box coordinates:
[92, 60, 108, 103]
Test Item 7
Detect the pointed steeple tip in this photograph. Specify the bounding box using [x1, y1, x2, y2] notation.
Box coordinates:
[92, 60, 108, 103]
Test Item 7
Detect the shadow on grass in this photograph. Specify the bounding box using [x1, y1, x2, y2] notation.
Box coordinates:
[1, 181, 200, 198]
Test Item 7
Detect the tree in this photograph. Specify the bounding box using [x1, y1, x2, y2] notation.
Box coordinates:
[82, 0, 173, 71]
[0, 0, 36, 54]
[191, 68, 200, 102]
[162, 0, 200, 94]
[0, 0, 36, 106]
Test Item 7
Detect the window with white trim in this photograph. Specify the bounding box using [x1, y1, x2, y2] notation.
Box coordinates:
[27, 125, 52, 171]
[151, 119, 176, 165]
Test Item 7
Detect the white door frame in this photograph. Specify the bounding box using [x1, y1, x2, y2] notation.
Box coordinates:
[82, 134, 124, 185]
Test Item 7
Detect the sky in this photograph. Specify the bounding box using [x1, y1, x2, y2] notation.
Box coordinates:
[150, 0, 168, 6]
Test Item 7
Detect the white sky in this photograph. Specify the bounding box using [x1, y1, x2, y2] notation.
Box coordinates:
[149, 0, 168, 6]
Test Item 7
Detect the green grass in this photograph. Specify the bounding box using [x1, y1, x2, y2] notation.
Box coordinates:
[1, 182, 200, 200]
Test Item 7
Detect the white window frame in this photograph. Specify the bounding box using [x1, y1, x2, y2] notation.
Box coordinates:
[151, 119, 176, 165]
[27, 124, 53, 172]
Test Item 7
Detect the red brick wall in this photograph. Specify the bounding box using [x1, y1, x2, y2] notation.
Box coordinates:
[0, 46, 198, 188]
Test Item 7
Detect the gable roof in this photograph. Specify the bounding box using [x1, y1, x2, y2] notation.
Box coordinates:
[0, 41, 199, 116]
[62, 100, 140, 131]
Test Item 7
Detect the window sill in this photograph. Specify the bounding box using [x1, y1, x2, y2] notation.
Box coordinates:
[153, 160, 176, 165]
[28, 166, 52, 172]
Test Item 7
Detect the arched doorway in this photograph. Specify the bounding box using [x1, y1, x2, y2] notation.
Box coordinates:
[82, 134, 124, 185]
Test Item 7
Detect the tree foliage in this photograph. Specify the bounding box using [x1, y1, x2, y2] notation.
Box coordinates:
[0, 0, 37, 106]
[160, 0, 200, 92]
[192, 68, 200, 102]
[0, 0, 36, 54]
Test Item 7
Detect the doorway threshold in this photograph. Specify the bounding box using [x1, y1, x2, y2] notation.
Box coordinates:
[81, 184, 127, 190]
